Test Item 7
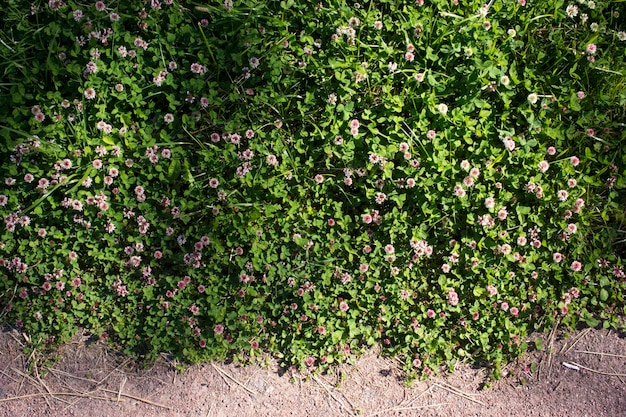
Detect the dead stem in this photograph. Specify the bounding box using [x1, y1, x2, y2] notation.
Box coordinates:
[562, 328, 592, 354]
[566, 361, 626, 378]
[95, 358, 131, 386]
[405, 384, 434, 407]
[573, 350, 626, 359]
[99, 387, 173, 409]
[312, 375, 357, 416]
[0, 392, 124, 403]
[211, 363, 257, 396]
[432, 382, 484, 405]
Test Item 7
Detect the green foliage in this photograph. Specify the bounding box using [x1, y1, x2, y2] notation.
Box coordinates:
[0, 0, 625, 381]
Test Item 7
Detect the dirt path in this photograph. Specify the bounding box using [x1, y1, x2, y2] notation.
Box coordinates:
[0, 326, 624, 417]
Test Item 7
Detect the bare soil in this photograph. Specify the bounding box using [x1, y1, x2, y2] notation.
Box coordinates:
[0, 326, 624, 417]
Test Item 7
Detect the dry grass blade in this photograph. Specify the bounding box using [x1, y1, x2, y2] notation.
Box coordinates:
[432, 382, 484, 405]
[60, 388, 106, 415]
[312, 375, 357, 416]
[405, 384, 434, 407]
[99, 388, 173, 409]
[11, 367, 45, 391]
[205, 401, 215, 417]
[573, 350, 626, 359]
[211, 363, 257, 396]
[11, 365, 54, 407]
[7, 364, 169, 409]
[367, 385, 442, 417]
[315, 371, 359, 413]
[34, 361, 69, 406]
[0, 367, 20, 384]
[437, 381, 482, 396]
[8, 330, 25, 347]
[0, 392, 124, 403]
[562, 328, 592, 354]
[95, 358, 131, 386]
[566, 361, 626, 378]
[47, 367, 98, 384]
[117, 375, 127, 402]
[539, 320, 560, 380]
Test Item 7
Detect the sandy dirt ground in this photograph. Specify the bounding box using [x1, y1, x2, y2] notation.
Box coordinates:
[0, 325, 624, 417]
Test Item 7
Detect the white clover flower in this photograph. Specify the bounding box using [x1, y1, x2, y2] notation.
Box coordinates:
[503, 136, 516, 151]
[566, 4, 578, 18]
[437, 103, 448, 115]
[348, 17, 360, 27]
[478, 3, 490, 17]
[527, 93, 539, 104]
[507, 28, 516, 37]
[500, 75, 510, 86]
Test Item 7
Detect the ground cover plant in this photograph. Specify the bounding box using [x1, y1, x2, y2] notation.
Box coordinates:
[0, 0, 625, 381]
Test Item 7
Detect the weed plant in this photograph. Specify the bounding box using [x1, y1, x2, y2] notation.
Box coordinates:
[0, 0, 625, 380]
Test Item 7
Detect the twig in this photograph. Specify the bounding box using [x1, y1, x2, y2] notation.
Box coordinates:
[432, 382, 484, 405]
[334, 384, 359, 416]
[0, 392, 124, 403]
[11, 366, 52, 406]
[33, 363, 48, 392]
[574, 350, 626, 359]
[212, 366, 232, 388]
[0, 368, 20, 384]
[136, 374, 168, 386]
[312, 375, 356, 416]
[99, 388, 173, 409]
[17, 374, 25, 396]
[47, 367, 98, 384]
[541, 320, 560, 380]
[60, 387, 105, 414]
[211, 363, 256, 396]
[206, 401, 214, 417]
[11, 367, 44, 391]
[243, 368, 260, 387]
[566, 361, 626, 377]
[405, 384, 434, 406]
[562, 328, 592, 354]
[316, 369, 359, 414]
[8, 331, 24, 347]
[96, 358, 131, 386]
[117, 376, 127, 402]
[437, 381, 482, 396]
[34, 361, 60, 407]
[26, 343, 37, 365]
